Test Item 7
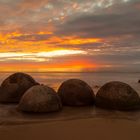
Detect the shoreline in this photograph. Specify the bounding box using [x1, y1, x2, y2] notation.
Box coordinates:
[0, 105, 140, 126]
[0, 71, 140, 73]
[0, 118, 140, 140]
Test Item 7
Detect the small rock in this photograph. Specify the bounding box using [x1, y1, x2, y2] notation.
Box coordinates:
[138, 80, 140, 83]
[93, 85, 100, 89]
[58, 79, 95, 106]
[96, 81, 140, 110]
[0, 72, 39, 103]
[18, 85, 62, 113]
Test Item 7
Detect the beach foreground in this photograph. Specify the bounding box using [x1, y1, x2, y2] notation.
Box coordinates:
[0, 118, 140, 140]
[0, 105, 140, 140]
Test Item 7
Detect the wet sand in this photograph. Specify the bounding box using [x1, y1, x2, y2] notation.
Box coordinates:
[0, 104, 140, 140]
[0, 118, 140, 140]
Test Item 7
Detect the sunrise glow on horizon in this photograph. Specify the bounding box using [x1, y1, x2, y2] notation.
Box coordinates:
[0, 0, 139, 72]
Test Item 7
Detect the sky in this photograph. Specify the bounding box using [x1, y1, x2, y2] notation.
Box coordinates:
[0, 0, 140, 72]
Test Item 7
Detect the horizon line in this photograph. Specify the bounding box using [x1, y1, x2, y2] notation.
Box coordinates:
[0, 71, 139, 73]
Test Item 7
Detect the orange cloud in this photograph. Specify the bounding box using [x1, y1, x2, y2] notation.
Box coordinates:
[0, 31, 102, 72]
[45, 36, 102, 45]
[0, 59, 97, 72]
[0, 32, 102, 53]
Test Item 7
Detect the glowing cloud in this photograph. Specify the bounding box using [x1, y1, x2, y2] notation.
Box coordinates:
[0, 49, 87, 62]
[37, 50, 87, 57]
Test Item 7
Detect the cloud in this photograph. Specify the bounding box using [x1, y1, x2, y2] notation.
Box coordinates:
[0, 0, 140, 72]
[11, 33, 52, 41]
[56, 1, 140, 38]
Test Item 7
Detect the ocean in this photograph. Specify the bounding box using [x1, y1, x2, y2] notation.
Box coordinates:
[0, 72, 140, 126]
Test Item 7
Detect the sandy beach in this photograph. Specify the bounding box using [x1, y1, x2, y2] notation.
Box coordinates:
[0, 117, 140, 140]
[0, 104, 140, 140]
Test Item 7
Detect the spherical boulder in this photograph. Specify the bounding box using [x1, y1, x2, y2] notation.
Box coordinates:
[58, 79, 95, 106]
[96, 81, 140, 110]
[18, 85, 62, 113]
[0, 72, 39, 103]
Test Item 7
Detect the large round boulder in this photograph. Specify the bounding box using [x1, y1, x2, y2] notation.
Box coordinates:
[58, 79, 95, 106]
[96, 81, 140, 110]
[0, 72, 39, 103]
[18, 85, 62, 113]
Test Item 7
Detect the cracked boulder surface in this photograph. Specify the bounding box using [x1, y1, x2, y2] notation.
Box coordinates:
[0, 72, 39, 103]
[96, 81, 140, 110]
[58, 79, 95, 106]
[18, 85, 62, 113]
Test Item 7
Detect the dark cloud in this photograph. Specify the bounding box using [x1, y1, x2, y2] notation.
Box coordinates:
[11, 34, 51, 41]
[56, 1, 140, 38]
